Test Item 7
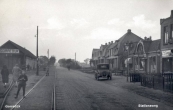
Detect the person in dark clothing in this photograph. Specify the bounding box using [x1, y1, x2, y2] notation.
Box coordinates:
[1, 65, 9, 88]
[46, 66, 49, 76]
[15, 70, 28, 99]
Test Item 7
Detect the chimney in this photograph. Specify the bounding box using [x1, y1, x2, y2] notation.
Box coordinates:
[171, 10, 173, 17]
[149, 36, 152, 41]
[144, 36, 147, 40]
[109, 42, 111, 45]
[127, 29, 131, 33]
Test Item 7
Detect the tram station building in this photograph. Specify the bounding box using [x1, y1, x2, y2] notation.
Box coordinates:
[0, 40, 36, 72]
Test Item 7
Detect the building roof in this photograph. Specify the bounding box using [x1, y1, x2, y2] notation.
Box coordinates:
[102, 45, 108, 57]
[0, 40, 36, 59]
[134, 39, 161, 55]
[92, 49, 100, 53]
[108, 41, 118, 49]
[148, 39, 160, 52]
[105, 44, 112, 57]
[129, 42, 138, 55]
[114, 29, 143, 56]
[143, 41, 151, 53]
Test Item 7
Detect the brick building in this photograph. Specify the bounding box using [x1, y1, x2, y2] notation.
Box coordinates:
[160, 10, 173, 73]
[131, 37, 160, 74]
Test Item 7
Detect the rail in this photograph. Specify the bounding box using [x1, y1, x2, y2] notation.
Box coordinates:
[10, 75, 46, 110]
[0, 81, 14, 110]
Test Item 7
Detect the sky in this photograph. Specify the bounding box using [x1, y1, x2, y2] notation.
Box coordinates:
[0, 0, 173, 62]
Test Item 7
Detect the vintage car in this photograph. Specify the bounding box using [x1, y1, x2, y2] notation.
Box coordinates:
[94, 63, 112, 80]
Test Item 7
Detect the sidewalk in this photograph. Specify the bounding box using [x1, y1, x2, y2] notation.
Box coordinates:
[0, 70, 44, 96]
[112, 74, 173, 107]
[2, 70, 46, 110]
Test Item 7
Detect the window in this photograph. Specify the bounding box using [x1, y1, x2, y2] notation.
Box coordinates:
[150, 56, 156, 69]
[139, 59, 145, 70]
[164, 26, 169, 44]
[97, 64, 109, 69]
[171, 24, 173, 39]
[115, 58, 117, 68]
[134, 57, 138, 70]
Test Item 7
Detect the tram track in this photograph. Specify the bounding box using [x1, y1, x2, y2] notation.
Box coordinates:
[0, 81, 14, 110]
[51, 71, 57, 110]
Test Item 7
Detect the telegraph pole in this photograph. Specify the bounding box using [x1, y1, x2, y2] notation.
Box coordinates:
[48, 49, 49, 59]
[36, 26, 39, 76]
[47, 49, 49, 66]
[75, 52, 76, 66]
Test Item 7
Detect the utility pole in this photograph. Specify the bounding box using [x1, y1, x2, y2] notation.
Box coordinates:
[36, 26, 39, 76]
[127, 48, 129, 82]
[47, 49, 49, 66]
[75, 52, 76, 65]
[48, 49, 49, 59]
[125, 43, 129, 82]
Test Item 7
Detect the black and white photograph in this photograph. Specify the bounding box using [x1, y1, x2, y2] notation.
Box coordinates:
[0, 0, 173, 110]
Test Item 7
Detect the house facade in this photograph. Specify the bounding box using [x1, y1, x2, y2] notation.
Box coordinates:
[91, 29, 143, 71]
[160, 10, 173, 73]
[112, 29, 143, 71]
[131, 37, 160, 74]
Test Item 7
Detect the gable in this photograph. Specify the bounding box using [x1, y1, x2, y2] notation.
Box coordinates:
[0, 42, 18, 49]
[135, 41, 146, 55]
[0, 40, 36, 59]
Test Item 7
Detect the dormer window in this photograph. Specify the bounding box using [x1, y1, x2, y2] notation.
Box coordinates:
[164, 26, 169, 44]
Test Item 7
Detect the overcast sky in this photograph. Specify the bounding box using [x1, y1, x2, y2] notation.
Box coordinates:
[0, 0, 173, 62]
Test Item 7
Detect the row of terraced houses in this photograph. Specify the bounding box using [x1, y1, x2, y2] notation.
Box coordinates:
[91, 10, 173, 75]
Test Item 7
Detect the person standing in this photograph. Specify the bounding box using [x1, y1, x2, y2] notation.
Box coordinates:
[15, 70, 28, 99]
[12, 64, 22, 87]
[1, 65, 9, 88]
[46, 66, 49, 76]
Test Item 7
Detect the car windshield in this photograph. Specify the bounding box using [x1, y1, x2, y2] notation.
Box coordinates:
[97, 64, 109, 69]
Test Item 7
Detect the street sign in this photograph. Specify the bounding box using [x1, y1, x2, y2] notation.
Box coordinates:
[0, 49, 19, 53]
[162, 50, 173, 57]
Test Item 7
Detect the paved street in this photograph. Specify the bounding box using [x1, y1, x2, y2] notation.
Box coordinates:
[55, 66, 173, 110]
[5, 66, 173, 110]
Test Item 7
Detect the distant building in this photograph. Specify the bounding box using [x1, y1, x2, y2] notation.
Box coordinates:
[160, 10, 173, 73]
[91, 49, 99, 67]
[91, 29, 143, 71]
[0, 40, 36, 71]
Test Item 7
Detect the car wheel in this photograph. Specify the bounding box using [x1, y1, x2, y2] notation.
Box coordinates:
[107, 76, 109, 80]
[95, 75, 97, 80]
[110, 76, 112, 80]
[97, 77, 99, 81]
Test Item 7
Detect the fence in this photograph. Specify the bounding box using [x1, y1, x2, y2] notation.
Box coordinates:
[162, 73, 173, 92]
[140, 73, 173, 93]
[129, 73, 141, 82]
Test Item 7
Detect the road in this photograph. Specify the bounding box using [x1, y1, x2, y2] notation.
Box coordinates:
[10, 66, 173, 110]
[55, 66, 173, 110]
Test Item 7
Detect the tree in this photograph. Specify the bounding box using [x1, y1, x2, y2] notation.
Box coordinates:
[39, 56, 49, 65]
[58, 58, 81, 69]
[49, 56, 56, 65]
[84, 58, 90, 64]
[58, 58, 66, 66]
[66, 59, 72, 64]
